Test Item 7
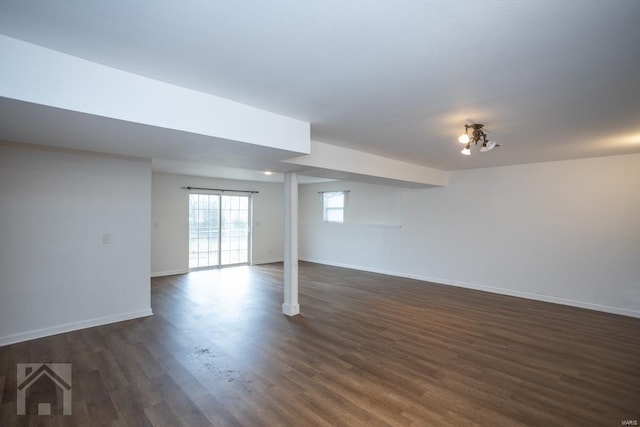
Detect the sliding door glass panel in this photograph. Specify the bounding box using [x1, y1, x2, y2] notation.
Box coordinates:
[220, 195, 250, 266]
[189, 194, 220, 269]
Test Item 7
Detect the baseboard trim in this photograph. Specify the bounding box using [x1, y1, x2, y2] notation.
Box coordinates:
[253, 258, 284, 265]
[0, 308, 154, 347]
[299, 257, 640, 319]
[151, 269, 188, 277]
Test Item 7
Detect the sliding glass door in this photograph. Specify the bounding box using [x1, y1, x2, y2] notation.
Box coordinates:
[189, 193, 250, 269]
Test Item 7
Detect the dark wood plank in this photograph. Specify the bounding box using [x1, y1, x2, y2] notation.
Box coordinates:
[0, 261, 638, 426]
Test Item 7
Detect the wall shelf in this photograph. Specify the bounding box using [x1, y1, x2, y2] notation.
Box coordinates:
[300, 223, 402, 229]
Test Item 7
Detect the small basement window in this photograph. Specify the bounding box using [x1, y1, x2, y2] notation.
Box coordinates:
[322, 191, 346, 223]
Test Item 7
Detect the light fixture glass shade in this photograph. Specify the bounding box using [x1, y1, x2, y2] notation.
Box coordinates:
[461, 144, 471, 155]
[458, 134, 470, 144]
[480, 141, 497, 152]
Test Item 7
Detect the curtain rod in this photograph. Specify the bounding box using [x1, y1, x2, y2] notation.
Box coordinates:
[182, 186, 259, 194]
[317, 190, 351, 194]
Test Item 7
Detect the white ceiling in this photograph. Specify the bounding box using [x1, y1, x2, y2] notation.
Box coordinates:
[0, 0, 639, 175]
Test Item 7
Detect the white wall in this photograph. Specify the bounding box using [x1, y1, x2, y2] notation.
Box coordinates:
[0, 143, 152, 346]
[151, 173, 285, 276]
[300, 154, 640, 318]
[300, 180, 402, 227]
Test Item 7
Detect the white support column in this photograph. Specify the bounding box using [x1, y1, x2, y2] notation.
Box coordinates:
[283, 172, 300, 316]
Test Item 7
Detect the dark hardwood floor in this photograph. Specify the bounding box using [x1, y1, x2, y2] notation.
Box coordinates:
[1, 261, 639, 426]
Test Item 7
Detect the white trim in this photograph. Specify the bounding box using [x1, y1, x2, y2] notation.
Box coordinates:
[151, 269, 189, 278]
[299, 257, 640, 319]
[0, 309, 153, 347]
[282, 303, 300, 316]
[252, 258, 284, 265]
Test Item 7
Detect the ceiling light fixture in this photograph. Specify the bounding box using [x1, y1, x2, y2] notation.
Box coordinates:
[458, 123, 500, 155]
